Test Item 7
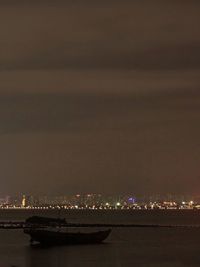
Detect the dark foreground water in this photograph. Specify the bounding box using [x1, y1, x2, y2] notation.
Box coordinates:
[1, 210, 200, 267]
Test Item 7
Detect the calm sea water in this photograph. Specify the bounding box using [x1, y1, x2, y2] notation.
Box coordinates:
[0, 210, 200, 267]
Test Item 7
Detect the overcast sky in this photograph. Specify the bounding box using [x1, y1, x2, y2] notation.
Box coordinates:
[0, 0, 200, 196]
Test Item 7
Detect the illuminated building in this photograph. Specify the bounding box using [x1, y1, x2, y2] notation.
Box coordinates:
[22, 195, 26, 208]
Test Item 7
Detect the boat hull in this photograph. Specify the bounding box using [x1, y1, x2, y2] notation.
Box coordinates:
[24, 228, 111, 245]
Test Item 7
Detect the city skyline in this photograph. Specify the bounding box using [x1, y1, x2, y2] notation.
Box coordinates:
[0, 192, 199, 211]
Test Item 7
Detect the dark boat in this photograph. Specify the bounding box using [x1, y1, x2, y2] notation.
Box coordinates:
[24, 228, 111, 245]
[25, 216, 66, 226]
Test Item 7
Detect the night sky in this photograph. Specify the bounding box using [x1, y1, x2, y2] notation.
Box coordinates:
[0, 0, 200, 196]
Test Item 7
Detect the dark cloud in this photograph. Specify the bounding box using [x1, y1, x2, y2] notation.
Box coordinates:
[1, 82, 200, 195]
[0, 1, 199, 195]
[0, 90, 200, 135]
[0, 0, 200, 71]
[0, 91, 200, 195]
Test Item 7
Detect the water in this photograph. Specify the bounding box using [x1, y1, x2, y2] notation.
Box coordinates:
[0, 210, 200, 267]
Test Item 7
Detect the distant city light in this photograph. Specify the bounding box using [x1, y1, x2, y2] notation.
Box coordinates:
[128, 197, 135, 203]
[0, 194, 199, 210]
